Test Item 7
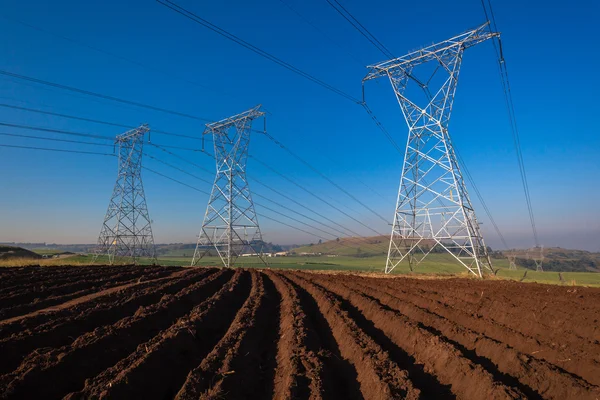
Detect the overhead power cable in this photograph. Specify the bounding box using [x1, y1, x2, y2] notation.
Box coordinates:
[161, 144, 389, 253]
[0, 132, 113, 148]
[143, 165, 382, 254]
[0, 69, 213, 122]
[1, 139, 382, 255]
[0, 118, 202, 152]
[324, 0, 394, 59]
[143, 151, 213, 186]
[152, 143, 388, 254]
[0, 143, 114, 156]
[0, 14, 235, 99]
[0, 121, 113, 141]
[262, 131, 390, 224]
[248, 154, 384, 237]
[455, 148, 509, 250]
[480, 0, 539, 247]
[0, 103, 202, 140]
[156, 0, 361, 103]
[277, 0, 366, 66]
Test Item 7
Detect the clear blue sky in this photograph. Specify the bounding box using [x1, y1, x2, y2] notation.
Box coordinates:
[0, 0, 598, 251]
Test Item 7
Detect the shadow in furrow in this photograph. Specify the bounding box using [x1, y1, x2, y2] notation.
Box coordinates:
[324, 284, 456, 399]
[283, 276, 363, 400]
[361, 292, 543, 400]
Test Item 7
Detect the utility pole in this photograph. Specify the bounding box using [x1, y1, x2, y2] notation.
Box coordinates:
[192, 105, 267, 268]
[363, 23, 498, 277]
[93, 124, 156, 265]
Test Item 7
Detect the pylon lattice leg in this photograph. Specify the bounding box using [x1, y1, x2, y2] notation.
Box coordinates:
[93, 124, 156, 265]
[364, 24, 498, 277]
[192, 105, 268, 268]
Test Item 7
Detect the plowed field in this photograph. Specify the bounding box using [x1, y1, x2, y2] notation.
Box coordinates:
[0, 265, 599, 399]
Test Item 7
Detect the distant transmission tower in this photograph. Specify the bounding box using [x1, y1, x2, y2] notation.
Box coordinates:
[531, 245, 544, 271]
[192, 105, 268, 268]
[93, 124, 156, 265]
[507, 251, 517, 270]
[363, 23, 498, 277]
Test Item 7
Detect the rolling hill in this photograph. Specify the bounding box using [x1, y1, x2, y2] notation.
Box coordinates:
[292, 236, 600, 272]
[0, 245, 42, 260]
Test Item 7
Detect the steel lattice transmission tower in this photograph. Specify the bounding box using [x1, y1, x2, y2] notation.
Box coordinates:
[529, 245, 544, 271]
[363, 23, 498, 277]
[192, 105, 268, 268]
[93, 124, 156, 265]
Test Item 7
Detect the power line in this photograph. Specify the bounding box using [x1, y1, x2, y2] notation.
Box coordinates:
[147, 142, 212, 174]
[143, 164, 383, 254]
[142, 165, 341, 243]
[455, 148, 509, 250]
[143, 151, 213, 186]
[277, 0, 366, 66]
[1, 138, 383, 255]
[324, 0, 394, 59]
[0, 132, 113, 148]
[0, 103, 202, 141]
[0, 69, 213, 122]
[151, 141, 389, 254]
[163, 143, 389, 253]
[0, 121, 113, 140]
[248, 154, 384, 236]
[143, 165, 210, 194]
[262, 130, 389, 224]
[0, 118, 203, 152]
[0, 14, 236, 100]
[0, 143, 114, 156]
[480, 0, 539, 247]
[156, 0, 361, 103]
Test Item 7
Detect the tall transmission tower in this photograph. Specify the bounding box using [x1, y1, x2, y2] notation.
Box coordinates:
[93, 124, 156, 265]
[192, 105, 268, 268]
[363, 23, 498, 277]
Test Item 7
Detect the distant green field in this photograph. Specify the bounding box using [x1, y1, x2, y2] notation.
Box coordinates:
[3, 252, 599, 287]
[155, 254, 600, 286]
[31, 248, 64, 256]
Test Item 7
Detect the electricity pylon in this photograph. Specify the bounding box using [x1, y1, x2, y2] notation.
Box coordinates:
[93, 124, 156, 265]
[507, 252, 517, 270]
[192, 105, 268, 268]
[529, 245, 544, 271]
[363, 23, 498, 277]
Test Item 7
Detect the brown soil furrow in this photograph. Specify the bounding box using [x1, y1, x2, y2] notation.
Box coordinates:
[285, 272, 421, 400]
[411, 278, 600, 312]
[296, 272, 525, 400]
[388, 278, 600, 341]
[0, 268, 216, 375]
[67, 269, 250, 399]
[0, 265, 146, 293]
[0, 267, 190, 328]
[266, 270, 325, 400]
[318, 273, 600, 399]
[280, 274, 364, 399]
[355, 276, 600, 386]
[0, 268, 175, 321]
[0, 269, 234, 399]
[0, 267, 199, 338]
[382, 278, 600, 358]
[0, 266, 150, 301]
[176, 271, 281, 400]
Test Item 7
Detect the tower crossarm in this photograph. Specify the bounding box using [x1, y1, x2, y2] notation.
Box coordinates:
[115, 124, 150, 142]
[204, 105, 264, 136]
[363, 22, 498, 82]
